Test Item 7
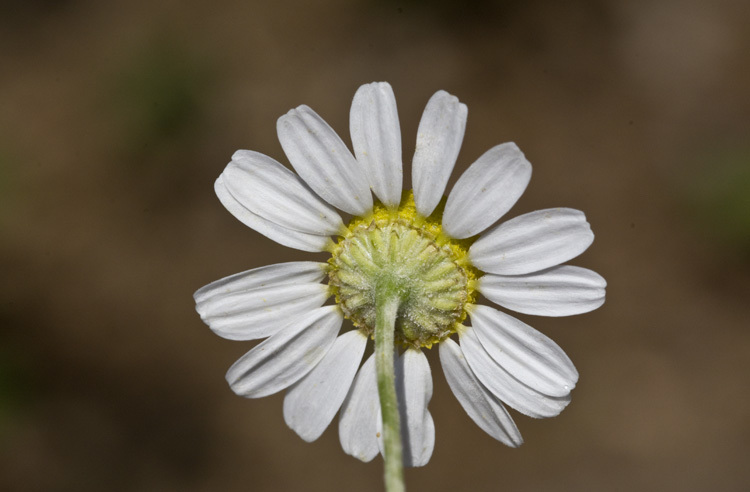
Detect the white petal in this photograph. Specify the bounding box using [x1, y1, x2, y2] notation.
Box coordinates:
[339, 354, 380, 462]
[196, 282, 330, 341]
[215, 176, 331, 252]
[479, 265, 606, 316]
[470, 208, 594, 275]
[458, 324, 571, 418]
[439, 338, 523, 447]
[398, 349, 434, 467]
[469, 305, 578, 397]
[277, 105, 372, 215]
[284, 330, 368, 442]
[411, 90, 467, 217]
[418, 412, 436, 466]
[223, 150, 343, 235]
[375, 409, 436, 468]
[443, 143, 532, 239]
[194, 262, 327, 303]
[225, 306, 343, 398]
[350, 82, 403, 208]
[376, 349, 435, 467]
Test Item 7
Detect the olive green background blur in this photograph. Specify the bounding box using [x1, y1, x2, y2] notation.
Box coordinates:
[1, 1, 749, 491]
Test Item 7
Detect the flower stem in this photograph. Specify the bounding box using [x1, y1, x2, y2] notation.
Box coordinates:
[375, 291, 405, 492]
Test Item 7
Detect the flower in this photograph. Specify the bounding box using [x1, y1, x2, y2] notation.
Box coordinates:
[194, 82, 606, 466]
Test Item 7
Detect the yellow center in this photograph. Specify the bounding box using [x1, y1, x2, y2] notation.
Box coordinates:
[328, 192, 479, 348]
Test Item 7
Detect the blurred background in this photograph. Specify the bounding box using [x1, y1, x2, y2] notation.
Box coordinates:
[1, 0, 749, 490]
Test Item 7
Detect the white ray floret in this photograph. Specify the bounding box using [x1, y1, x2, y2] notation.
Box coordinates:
[194, 262, 329, 340]
[215, 175, 331, 252]
[278, 105, 372, 216]
[469, 304, 578, 397]
[284, 330, 368, 442]
[197, 282, 330, 341]
[479, 265, 607, 316]
[443, 142, 532, 239]
[458, 324, 571, 418]
[339, 355, 380, 462]
[194, 261, 327, 303]
[226, 306, 343, 398]
[377, 349, 435, 467]
[439, 338, 523, 447]
[223, 150, 343, 235]
[412, 90, 467, 217]
[350, 82, 403, 208]
[470, 207, 594, 275]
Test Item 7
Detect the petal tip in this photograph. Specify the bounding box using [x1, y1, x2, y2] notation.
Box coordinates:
[230, 149, 251, 162]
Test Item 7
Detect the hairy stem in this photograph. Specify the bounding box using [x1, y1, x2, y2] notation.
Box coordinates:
[375, 291, 404, 492]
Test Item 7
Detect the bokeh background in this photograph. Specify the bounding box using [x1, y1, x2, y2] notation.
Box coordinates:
[2, 0, 749, 490]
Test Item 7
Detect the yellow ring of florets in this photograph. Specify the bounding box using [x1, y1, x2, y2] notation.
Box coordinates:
[328, 191, 480, 349]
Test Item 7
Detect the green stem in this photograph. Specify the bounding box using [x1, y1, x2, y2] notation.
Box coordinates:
[375, 291, 405, 492]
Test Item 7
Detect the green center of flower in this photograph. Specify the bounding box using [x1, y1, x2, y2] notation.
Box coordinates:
[328, 193, 478, 348]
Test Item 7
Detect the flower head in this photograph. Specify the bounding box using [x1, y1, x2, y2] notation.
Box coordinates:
[195, 82, 606, 466]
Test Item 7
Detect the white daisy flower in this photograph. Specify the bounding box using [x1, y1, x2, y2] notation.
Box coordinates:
[195, 82, 606, 467]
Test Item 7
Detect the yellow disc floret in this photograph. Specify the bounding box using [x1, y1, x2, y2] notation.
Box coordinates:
[329, 192, 479, 348]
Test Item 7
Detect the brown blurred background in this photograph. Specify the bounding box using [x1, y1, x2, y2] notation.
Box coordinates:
[1, 0, 749, 491]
